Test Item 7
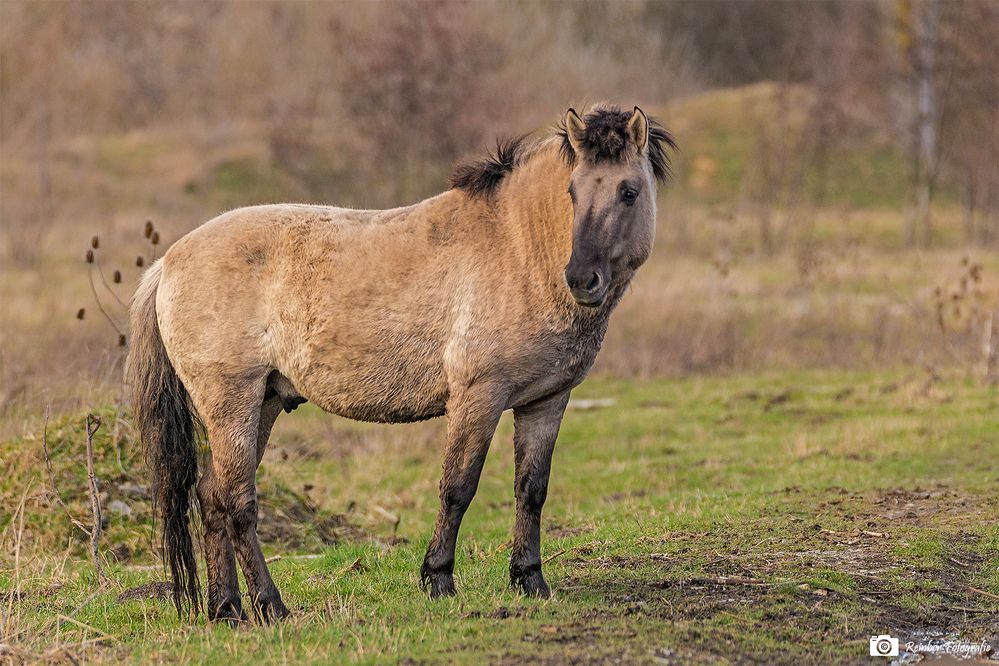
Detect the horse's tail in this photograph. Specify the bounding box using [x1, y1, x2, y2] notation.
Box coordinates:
[125, 260, 201, 617]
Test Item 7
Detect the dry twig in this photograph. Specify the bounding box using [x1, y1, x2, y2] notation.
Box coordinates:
[40, 407, 92, 537]
[967, 586, 999, 602]
[85, 415, 105, 583]
[542, 548, 568, 565]
[700, 576, 769, 586]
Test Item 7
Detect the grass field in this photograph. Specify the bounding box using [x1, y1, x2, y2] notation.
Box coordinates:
[2, 370, 997, 664]
[4, 15, 998, 663]
[1, 83, 997, 664]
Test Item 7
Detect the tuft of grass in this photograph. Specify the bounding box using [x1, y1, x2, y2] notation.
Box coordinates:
[893, 536, 947, 569]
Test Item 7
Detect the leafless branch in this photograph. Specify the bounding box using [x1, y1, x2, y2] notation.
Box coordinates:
[85, 414, 105, 583]
[93, 262, 126, 310]
[85, 268, 124, 335]
[41, 406, 92, 537]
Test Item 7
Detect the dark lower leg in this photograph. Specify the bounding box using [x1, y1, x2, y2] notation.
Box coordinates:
[421, 478, 479, 598]
[509, 392, 567, 598]
[228, 489, 289, 622]
[198, 470, 244, 623]
[192, 374, 286, 623]
[421, 395, 504, 598]
[510, 480, 550, 598]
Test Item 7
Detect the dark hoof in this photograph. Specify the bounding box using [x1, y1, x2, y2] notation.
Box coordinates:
[208, 596, 247, 626]
[512, 565, 550, 599]
[252, 593, 290, 623]
[420, 561, 457, 599]
[427, 573, 457, 598]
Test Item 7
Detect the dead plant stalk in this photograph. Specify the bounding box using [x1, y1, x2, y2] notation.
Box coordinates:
[85, 415, 105, 583]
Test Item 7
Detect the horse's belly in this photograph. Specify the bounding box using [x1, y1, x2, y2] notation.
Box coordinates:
[312, 388, 447, 424]
[287, 346, 449, 424]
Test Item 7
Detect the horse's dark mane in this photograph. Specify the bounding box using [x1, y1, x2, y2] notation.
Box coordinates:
[449, 135, 529, 198]
[450, 106, 677, 199]
[557, 105, 677, 184]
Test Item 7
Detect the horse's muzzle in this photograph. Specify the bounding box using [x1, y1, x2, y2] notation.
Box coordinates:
[564, 264, 608, 307]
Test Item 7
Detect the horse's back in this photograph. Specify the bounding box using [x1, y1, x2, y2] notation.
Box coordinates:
[155, 202, 456, 421]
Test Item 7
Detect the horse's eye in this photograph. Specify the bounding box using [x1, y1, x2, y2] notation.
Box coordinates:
[622, 189, 638, 206]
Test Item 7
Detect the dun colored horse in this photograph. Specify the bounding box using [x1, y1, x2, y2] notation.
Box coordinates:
[126, 105, 675, 622]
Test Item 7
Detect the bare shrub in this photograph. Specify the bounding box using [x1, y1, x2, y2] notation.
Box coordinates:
[327, 0, 504, 205]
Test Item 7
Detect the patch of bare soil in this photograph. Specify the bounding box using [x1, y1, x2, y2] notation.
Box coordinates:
[538, 488, 999, 665]
[117, 581, 172, 601]
[255, 482, 405, 549]
[546, 519, 592, 539]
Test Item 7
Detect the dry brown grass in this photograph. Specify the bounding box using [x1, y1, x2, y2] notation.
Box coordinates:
[600, 224, 999, 377]
[1, 101, 997, 439]
[4, 207, 997, 443]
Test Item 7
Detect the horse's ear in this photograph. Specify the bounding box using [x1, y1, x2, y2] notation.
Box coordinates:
[564, 108, 586, 155]
[627, 106, 649, 153]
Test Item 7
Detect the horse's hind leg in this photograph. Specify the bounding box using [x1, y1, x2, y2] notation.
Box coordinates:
[199, 465, 244, 623]
[199, 377, 289, 623]
[256, 393, 283, 465]
[199, 390, 284, 623]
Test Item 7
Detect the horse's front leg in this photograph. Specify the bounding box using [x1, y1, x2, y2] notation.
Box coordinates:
[510, 391, 569, 598]
[421, 387, 506, 598]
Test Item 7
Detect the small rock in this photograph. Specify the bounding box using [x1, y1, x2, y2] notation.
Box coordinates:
[110, 543, 132, 563]
[118, 581, 172, 602]
[568, 398, 616, 411]
[108, 500, 133, 517]
[117, 483, 149, 499]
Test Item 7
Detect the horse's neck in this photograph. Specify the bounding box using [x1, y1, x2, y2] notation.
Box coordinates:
[493, 147, 624, 339]
[497, 148, 575, 302]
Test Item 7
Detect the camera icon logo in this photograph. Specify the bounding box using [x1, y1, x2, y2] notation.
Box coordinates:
[870, 635, 900, 657]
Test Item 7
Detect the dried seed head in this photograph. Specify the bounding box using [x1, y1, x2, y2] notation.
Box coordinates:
[113, 269, 122, 283]
[85, 249, 94, 263]
[76, 308, 86, 320]
[118, 334, 127, 347]
[136, 255, 145, 267]
[144, 220, 154, 238]
[151, 231, 160, 245]
[91, 235, 100, 249]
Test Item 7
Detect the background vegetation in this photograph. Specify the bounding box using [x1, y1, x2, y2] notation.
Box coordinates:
[1, 1, 997, 663]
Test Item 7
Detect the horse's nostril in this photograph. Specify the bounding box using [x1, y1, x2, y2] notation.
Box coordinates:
[586, 272, 601, 292]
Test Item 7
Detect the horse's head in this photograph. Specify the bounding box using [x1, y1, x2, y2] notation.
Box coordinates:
[561, 105, 674, 307]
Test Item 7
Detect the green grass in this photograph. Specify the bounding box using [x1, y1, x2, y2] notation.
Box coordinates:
[662, 83, 960, 209]
[204, 157, 304, 208]
[2, 370, 997, 664]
